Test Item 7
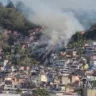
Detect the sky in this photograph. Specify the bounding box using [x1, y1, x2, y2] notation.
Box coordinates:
[0, 0, 8, 6]
[1, 0, 96, 10]
[12, 0, 96, 11]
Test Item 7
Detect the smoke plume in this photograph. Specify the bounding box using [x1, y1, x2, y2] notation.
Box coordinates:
[12, 0, 84, 45]
[11, 0, 96, 63]
[12, 0, 96, 46]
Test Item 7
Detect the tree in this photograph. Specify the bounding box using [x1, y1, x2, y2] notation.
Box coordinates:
[69, 31, 85, 47]
[0, 5, 36, 35]
[15, 1, 25, 12]
[0, 2, 3, 7]
[6, 0, 15, 8]
[15, 1, 31, 18]
[33, 89, 50, 96]
[8, 35, 15, 45]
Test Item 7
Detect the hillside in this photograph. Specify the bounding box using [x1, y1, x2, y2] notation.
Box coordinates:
[0, 1, 96, 42]
[0, 2, 37, 35]
[84, 25, 96, 40]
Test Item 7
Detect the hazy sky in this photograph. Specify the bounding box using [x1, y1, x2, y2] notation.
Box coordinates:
[0, 0, 8, 5]
[48, 0, 96, 10]
[1, 0, 96, 10]
[12, 0, 96, 11]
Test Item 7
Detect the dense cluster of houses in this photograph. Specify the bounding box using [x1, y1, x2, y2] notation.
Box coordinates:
[0, 28, 96, 96]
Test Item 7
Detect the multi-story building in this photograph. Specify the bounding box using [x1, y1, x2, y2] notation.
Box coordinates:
[85, 41, 96, 56]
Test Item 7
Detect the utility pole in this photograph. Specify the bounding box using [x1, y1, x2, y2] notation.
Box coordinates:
[81, 78, 88, 96]
[80, 55, 88, 96]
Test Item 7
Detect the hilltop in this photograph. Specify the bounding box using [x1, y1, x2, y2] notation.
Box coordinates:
[0, 1, 96, 43]
[0, 1, 38, 35]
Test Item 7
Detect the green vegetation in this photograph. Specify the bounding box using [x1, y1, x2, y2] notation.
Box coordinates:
[0, 30, 39, 66]
[33, 88, 50, 96]
[68, 32, 86, 47]
[6, 0, 15, 8]
[0, 1, 42, 66]
[0, 2, 36, 35]
[69, 24, 96, 47]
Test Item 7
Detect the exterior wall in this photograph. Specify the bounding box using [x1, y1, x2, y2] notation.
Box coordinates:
[62, 76, 70, 85]
[73, 51, 77, 57]
[0, 94, 20, 96]
[88, 89, 96, 96]
[90, 60, 96, 66]
[41, 75, 48, 82]
[72, 76, 80, 83]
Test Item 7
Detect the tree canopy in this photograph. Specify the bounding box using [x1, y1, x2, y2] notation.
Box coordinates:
[6, 0, 15, 8]
[0, 4, 36, 35]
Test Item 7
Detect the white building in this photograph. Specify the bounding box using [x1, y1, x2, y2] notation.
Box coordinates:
[85, 41, 96, 56]
[0, 94, 20, 96]
[90, 60, 96, 66]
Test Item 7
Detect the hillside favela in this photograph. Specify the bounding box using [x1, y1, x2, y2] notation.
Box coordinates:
[1, 0, 96, 96]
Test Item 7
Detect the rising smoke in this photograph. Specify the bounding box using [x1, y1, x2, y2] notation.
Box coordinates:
[9, 0, 96, 45]
[12, 0, 96, 45]
[12, 0, 96, 64]
[12, 0, 85, 45]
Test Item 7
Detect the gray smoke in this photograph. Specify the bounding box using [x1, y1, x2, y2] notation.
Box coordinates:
[12, 0, 96, 64]
[12, 0, 85, 45]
